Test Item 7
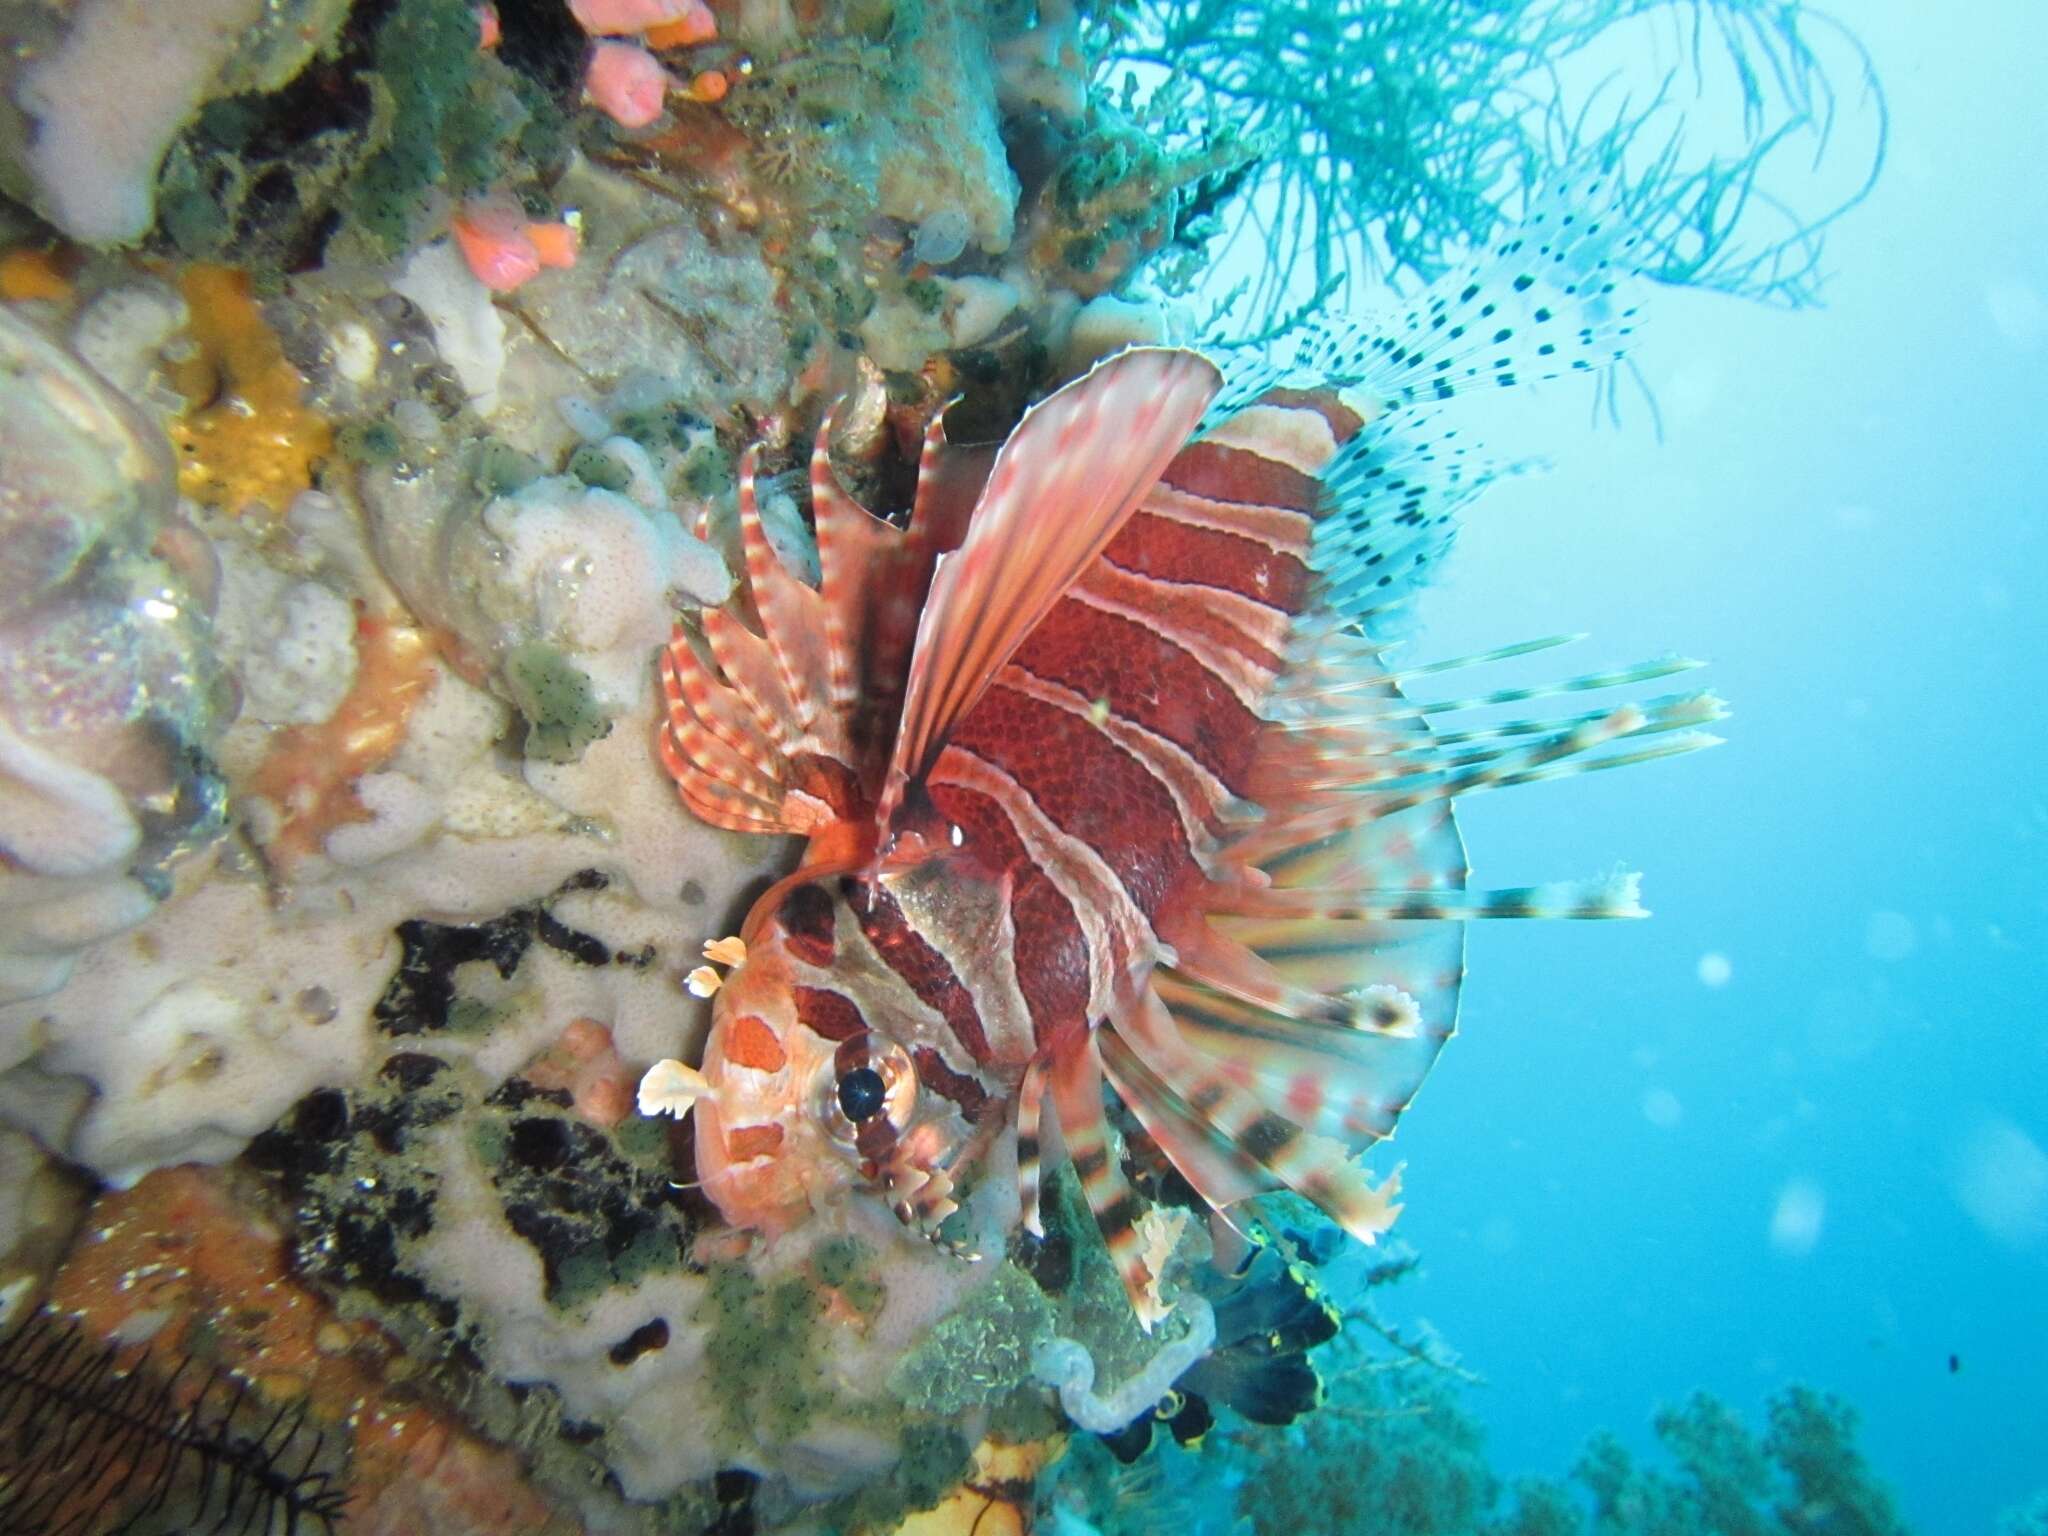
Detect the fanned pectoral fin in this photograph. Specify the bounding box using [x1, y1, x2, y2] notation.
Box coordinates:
[1104, 989, 1404, 1248]
[875, 348, 1221, 837]
[736, 447, 838, 754]
[659, 447, 873, 838]
[1046, 1031, 1172, 1329]
[1016, 1056, 1049, 1238]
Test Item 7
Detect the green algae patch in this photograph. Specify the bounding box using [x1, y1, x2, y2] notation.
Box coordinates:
[152, 0, 564, 272]
[504, 643, 609, 763]
[812, 1235, 887, 1315]
[988, 1384, 1063, 1445]
[346, 0, 540, 254]
[566, 442, 634, 494]
[888, 1262, 1055, 1415]
[469, 1115, 509, 1169]
[610, 1112, 669, 1163]
[703, 1264, 832, 1442]
[473, 438, 545, 499]
[678, 439, 735, 502]
[337, 419, 405, 467]
[444, 996, 501, 1036]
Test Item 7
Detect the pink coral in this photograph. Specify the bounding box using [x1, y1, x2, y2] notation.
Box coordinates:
[451, 198, 541, 292]
[568, 0, 711, 38]
[584, 40, 673, 129]
[525, 219, 581, 269]
[523, 1018, 639, 1129]
[449, 198, 580, 291]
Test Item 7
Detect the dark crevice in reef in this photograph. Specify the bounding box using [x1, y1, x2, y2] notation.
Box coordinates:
[374, 870, 617, 1035]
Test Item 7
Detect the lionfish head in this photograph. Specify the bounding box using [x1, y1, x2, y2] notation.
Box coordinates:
[686, 878, 957, 1235]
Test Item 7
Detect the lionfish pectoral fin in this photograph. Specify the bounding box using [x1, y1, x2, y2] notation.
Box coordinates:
[873, 348, 1222, 838]
[1122, 991, 1409, 1245]
[1241, 653, 1726, 872]
[735, 447, 837, 746]
[658, 451, 870, 835]
[1016, 1055, 1049, 1238]
[658, 630, 799, 833]
[1046, 1029, 1172, 1331]
[1203, 875, 1649, 922]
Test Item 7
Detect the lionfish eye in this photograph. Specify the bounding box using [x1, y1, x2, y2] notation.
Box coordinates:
[836, 1067, 887, 1123]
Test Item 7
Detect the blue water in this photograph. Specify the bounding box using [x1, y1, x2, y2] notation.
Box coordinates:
[1341, 4, 2047, 1528]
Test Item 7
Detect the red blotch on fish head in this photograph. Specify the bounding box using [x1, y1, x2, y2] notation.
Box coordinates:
[724, 1014, 788, 1074]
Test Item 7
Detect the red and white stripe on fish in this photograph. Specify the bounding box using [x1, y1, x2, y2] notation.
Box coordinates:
[645, 190, 1725, 1326]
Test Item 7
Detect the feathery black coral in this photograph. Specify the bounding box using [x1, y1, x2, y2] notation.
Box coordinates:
[0, 1313, 349, 1536]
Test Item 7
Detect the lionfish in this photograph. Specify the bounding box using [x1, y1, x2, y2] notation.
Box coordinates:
[638, 191, 1723, 1324]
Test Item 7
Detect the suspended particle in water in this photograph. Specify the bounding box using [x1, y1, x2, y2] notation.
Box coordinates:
[1641, 1087, 1683, 1129]
[1769, 1178, 1826, 1257]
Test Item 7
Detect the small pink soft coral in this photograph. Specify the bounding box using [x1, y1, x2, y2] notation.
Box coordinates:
[451, 198, 541, 292]
[584, 39, 673, 129]
[568, 0, 712, 38]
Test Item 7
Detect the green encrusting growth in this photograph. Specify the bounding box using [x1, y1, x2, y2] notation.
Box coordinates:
[889, 1263, 1057, 1415]
[344, 0, 559, 254]
[472, 438, 546, 499]
[823, 1423, 974, 1536]
[703, 1264, 831, 1442]
[504, 643, 610, 764]
[812, 1235, 888, 1314]
[1041, 1161, 1195, 1391]
[152, 0, 567, 271]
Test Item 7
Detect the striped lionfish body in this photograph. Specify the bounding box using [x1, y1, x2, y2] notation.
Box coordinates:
[643, 193, 1724, 1323]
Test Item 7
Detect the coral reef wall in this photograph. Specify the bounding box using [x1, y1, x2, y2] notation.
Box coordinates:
[0, 2, 1243, 1526]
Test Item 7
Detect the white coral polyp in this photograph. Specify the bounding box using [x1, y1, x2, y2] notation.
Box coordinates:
[480, 476, 730, 706]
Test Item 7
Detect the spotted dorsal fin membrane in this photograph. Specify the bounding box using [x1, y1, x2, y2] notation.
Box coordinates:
[1197, 173, 1651, 635]
[873, 348, 1222, 848]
